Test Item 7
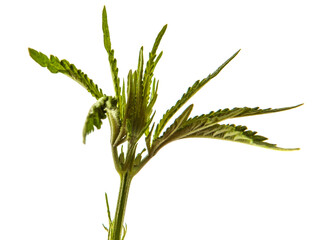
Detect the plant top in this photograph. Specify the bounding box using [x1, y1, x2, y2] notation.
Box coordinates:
[28, 5, 301, 240]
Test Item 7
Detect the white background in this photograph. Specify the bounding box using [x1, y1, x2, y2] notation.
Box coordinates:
[1, 0, 334, 239]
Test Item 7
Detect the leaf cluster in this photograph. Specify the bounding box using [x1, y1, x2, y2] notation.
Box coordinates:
[28, 6, 301, 178]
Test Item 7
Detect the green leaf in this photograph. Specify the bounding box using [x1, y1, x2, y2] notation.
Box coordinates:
[82, 96, 117, 143]
[183, 104, 303, 130]
[135, 48, 145, 126]
[102, 6, 112, 52]
[112, 26, 166, 145]
[150, 24, 167, 57]
[105, 192, 112, 226]
[143, 25, 166, 85]
[28, 48, 104, 99]
[102, 6, 122, 116]
[154, 49, 240, 140]
[28, 48, 52, 68]
[105, 192, 114, 239]
[142, 25, 166, 116]
[150, 104, 302, 155]
[180, 123, 299, 151]
[137, 47, 144, 85]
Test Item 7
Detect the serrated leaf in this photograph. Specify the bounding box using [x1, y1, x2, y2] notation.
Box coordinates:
[28, 48, 50, 68]
[28, 48, 104, 99]
[82, 96, 108, 143]
[137, 47, 144, 85]
[142, 25, 166, 116]
[151, 25, 167, 57]
[150, 104, 301, 155]
[102, 6, 122, 117]
[82, 96, 117, 143]
[154, 49, 240, 140]
[183, 104, 303, 130]
[102, 6, 112, 52]
[180, 123, 299, 151]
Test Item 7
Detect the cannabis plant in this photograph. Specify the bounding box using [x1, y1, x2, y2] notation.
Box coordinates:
[28, 6, 301, 240]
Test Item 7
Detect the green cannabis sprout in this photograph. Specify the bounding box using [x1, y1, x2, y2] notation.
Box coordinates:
[28, 5, 301, 240]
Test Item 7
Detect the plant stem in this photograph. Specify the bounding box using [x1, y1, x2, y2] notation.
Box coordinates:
[111, 171, 132, 240]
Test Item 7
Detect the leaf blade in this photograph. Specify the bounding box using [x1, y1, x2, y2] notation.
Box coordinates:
[82, 96, 117, 143]
[151, 104, 301, 154]
[142, 25, 167, 122]
[102, 6, 122, 117]
[181, 123, 299, 151]
[183, 104, 303, 130]
[28, 48, 104, 99]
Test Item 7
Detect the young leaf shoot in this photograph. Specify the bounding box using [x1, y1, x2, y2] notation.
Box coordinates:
[29, 5, 301, 240]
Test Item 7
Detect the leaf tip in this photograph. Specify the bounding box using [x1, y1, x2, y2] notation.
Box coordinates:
[82, 132, 87, 144]
[283, 103, 304, 112]
[234, 49, 241, 57]
[28, 47, 49, 67]
[160, 24, 168, 35]
[187, 104, 194, 112]
[28, 47, 35, 54]
[275, 146, 300, 151]
[288, 147, 300, 151]
[28, 47, 38, 60]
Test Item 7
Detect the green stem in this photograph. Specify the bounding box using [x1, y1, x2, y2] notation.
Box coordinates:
[111, 171, 132, 240]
